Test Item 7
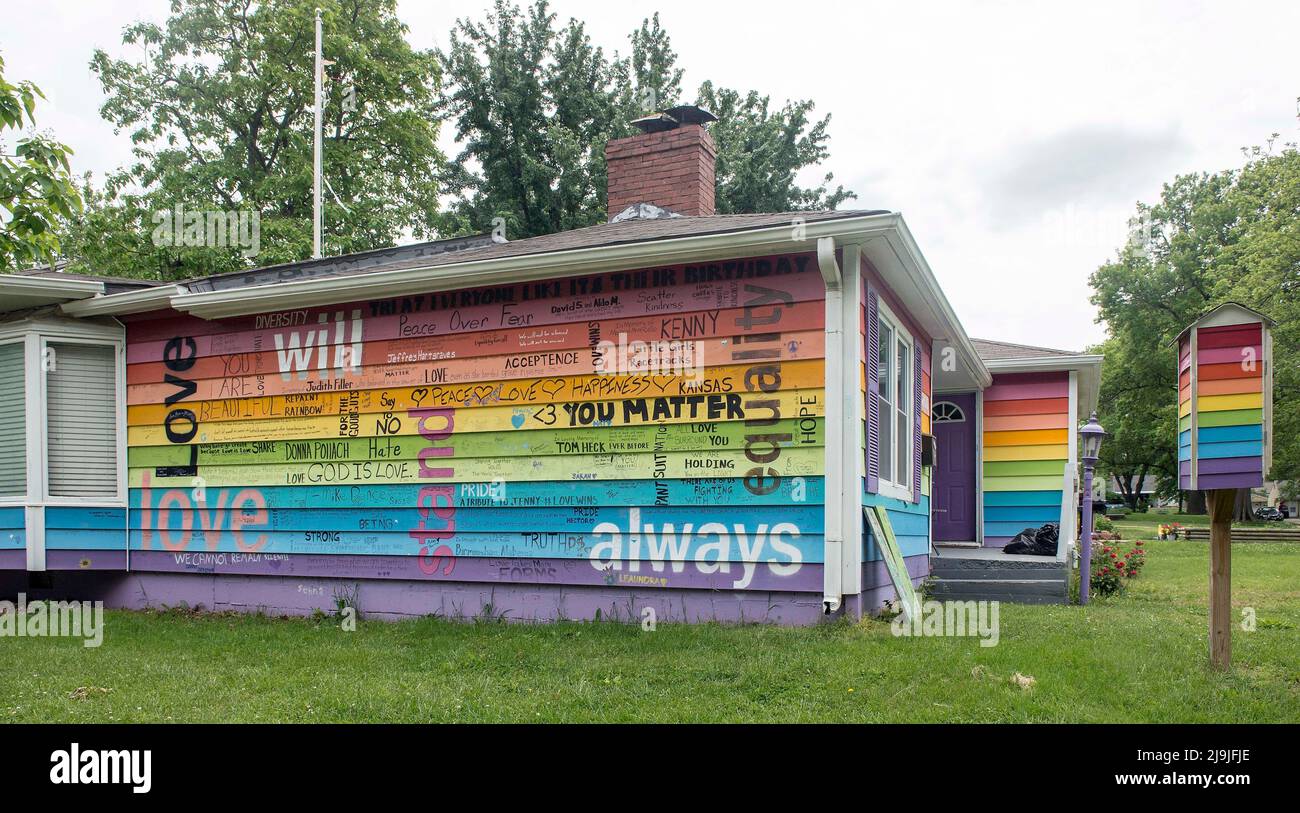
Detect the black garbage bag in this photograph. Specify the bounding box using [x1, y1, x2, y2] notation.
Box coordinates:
[1003, 522, 1059, 556]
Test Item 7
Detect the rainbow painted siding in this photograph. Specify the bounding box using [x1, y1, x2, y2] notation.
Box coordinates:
[981, 371, 1070, 546]
[121, 253, 828, 601]
[860, 262, 931, 602]
[1178, 315, 1269, 490]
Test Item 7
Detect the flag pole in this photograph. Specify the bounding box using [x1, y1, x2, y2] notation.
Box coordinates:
[312, 7, 323, 259]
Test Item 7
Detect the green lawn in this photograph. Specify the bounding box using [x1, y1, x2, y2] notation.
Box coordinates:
[3, 531, 1298, 722]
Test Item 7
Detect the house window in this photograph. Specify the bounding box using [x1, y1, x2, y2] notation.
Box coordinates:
[45, 341, 119, 497]
[0, 341, 26, 498]
[875, 301, 913, 501]
[932, 401, 965, 422]
[0, 321, 124, 507]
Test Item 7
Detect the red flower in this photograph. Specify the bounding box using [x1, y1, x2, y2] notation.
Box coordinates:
[1128, 570, 1137, 577]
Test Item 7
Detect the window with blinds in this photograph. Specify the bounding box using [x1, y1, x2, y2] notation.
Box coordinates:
[0, 341, 26, 497]
[45, 342, 119, 497]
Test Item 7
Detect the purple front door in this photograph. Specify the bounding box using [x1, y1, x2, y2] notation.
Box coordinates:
[933, 392, 977, 542]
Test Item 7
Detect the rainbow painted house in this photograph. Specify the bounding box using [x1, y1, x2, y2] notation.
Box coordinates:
[0, 106, 1103, 622]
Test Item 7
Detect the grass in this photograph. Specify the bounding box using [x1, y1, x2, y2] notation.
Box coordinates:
[2, 523, 1298, 722]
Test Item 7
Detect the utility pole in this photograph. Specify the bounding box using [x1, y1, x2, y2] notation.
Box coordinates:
[312, 7, 323, 259]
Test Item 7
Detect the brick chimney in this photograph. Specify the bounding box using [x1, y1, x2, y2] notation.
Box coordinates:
[605, 105, 718, 220]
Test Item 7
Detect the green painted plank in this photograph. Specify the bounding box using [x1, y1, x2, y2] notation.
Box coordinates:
[983, 459, 1064, 477]
[129, 419, 823, 468]
[982, 474, 1064, 492]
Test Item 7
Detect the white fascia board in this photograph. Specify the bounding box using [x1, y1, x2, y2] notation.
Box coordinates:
[983, 354, 1104, 371]
[167, 214, 905, 319]
[60, 284, 184, 318]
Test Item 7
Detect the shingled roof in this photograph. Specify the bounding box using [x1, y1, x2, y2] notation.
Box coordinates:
[183, 209, 890, 293]
[971, 337, 1085, 360]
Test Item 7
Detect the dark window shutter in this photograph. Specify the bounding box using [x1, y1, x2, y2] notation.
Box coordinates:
[865, 285, 880, 494]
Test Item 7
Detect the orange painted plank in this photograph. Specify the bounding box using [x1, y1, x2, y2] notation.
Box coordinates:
[981, 397, 1068, 418]
[984, 428, 1070, 447]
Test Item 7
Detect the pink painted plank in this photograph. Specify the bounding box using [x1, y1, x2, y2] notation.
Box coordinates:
[983, 379, 1070, 402]
[983, 413, 1069, 432]
[1197, 345, 1262, 365]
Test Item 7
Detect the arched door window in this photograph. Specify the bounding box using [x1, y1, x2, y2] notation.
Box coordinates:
[932, 401, 966, 423]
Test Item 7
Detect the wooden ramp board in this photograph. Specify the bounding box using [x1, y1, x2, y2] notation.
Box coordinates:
[865, 505, 921, 619]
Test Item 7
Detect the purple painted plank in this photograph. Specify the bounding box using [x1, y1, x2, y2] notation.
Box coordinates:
[1179, 456, 1260, 476]
[862, 553, 927, 590]
[126, 550, 824, 593]
[0, 550, 24, 570]
[47, 550, 128, 571]
[1194, 472, 1263, 490]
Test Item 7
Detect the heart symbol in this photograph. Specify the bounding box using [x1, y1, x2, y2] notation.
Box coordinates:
[511, 412, 525, 429]
[411, 388, 429, 405]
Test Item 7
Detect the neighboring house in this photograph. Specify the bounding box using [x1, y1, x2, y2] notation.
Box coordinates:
[0, 107, 1101, 622]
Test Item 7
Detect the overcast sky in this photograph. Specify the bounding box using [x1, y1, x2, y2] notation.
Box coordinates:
[3, 0, 1298, 349]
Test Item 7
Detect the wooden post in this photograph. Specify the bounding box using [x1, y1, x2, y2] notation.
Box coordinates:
[1208, 488, 1235, 670]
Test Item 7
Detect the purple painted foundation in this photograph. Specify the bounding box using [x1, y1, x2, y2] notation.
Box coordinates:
[0, 551, 929, 626]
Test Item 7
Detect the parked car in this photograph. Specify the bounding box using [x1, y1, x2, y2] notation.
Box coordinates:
[1254, 507, 1285, 522]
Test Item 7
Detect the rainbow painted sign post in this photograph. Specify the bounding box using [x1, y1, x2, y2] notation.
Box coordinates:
[1176, 302, 1274, 669]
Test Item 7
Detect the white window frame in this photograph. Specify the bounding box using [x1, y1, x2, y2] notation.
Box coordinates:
[0, 336, 30, 502]
[875, 299, 914, 502]
[0, 317, 127, 509]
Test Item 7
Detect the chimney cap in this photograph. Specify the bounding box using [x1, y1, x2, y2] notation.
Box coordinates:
[630, 104, 717, 134]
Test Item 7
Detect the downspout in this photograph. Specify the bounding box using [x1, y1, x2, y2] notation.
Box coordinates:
[817, 236, 843, 613]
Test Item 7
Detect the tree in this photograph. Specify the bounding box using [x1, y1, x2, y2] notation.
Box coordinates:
[0, 54, 82, 271]
[1090, 120, 1299, 509]
[66, 0, 446, 280]
[698, 81, 855, 214]
[440, 1, 856, 240]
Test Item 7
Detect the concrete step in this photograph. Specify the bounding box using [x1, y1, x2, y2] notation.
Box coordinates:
[930, 559, 1066, 580]
[928, 578, 1068, 605]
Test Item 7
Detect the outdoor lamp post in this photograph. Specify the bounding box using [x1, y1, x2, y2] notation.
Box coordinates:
[1079, 412, 1106, 605]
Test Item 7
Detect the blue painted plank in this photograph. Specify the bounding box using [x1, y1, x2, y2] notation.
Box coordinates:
[131, 505, 823, 535]
[1198, 424, 1262, 444]
[1198, 440, 1263, 460]
[983, 491, 1062, 507]
[985, 506, 1060, 523]
[128, 529, 824, 562]
[46, 529, 126, 550]
[984, 520, 1057, 537]
[45, 507, 127, 530]
[129, 478, 825, 509]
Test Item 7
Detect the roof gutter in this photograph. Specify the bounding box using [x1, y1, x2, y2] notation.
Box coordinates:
[983, 354, 1103, 372]
[60, 284, 184, 318]
[0, 275, 103, 300]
